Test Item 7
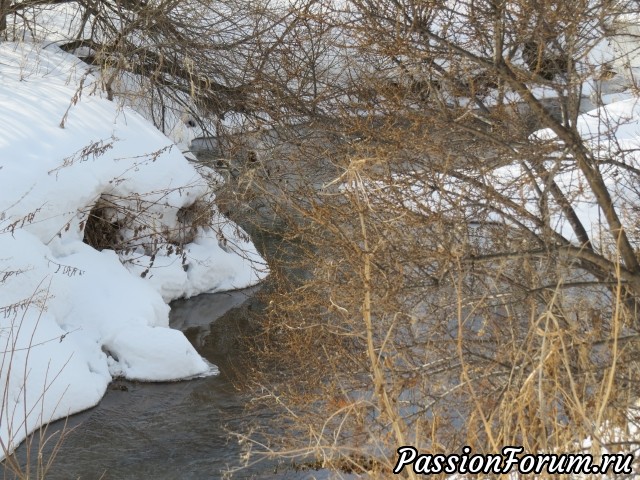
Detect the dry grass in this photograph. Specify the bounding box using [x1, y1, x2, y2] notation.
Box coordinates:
[0, 289, 72, 480]
[82, 193, 218, 257]
[227, 118, 640, 478]
[83, 200, 122, 252]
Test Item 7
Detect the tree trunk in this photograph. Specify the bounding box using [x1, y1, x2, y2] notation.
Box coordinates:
[0, 0, 9, 36]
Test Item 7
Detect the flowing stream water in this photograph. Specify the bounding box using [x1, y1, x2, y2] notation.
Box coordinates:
[5, 285, 315, 480]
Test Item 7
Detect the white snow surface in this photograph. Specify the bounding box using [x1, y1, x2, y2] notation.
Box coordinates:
[0, 42, 267, 455]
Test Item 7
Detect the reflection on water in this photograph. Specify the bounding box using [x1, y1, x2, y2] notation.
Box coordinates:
[3, 287, 312, 480]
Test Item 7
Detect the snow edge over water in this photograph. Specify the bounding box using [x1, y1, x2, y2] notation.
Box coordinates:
[0, 42, 266, 455]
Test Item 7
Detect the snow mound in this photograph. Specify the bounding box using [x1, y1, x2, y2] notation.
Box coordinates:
[0, 42, 266, 455]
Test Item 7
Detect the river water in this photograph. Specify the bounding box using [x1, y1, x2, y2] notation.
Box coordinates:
[4, 286, 324, 480]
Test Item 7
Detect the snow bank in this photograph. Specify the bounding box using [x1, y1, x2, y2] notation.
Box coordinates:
[0, 42, 266, 455]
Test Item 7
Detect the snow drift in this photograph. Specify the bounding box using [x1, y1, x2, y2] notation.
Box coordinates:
[0, 42, 267, 455]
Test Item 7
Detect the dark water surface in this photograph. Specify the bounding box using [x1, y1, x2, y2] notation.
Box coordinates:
[5, 287, 316, 480]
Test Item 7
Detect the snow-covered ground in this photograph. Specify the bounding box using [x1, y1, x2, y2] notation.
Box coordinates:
[0, 41, 267, 456]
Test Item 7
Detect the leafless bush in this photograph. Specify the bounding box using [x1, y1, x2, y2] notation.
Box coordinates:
[1, 0, 298, 134]
[222, 0, 640, 477]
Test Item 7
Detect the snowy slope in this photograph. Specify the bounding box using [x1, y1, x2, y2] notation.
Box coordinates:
[0, 42, 266, 456]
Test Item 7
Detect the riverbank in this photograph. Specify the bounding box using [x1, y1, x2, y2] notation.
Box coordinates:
[0, 40, 267, 461]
